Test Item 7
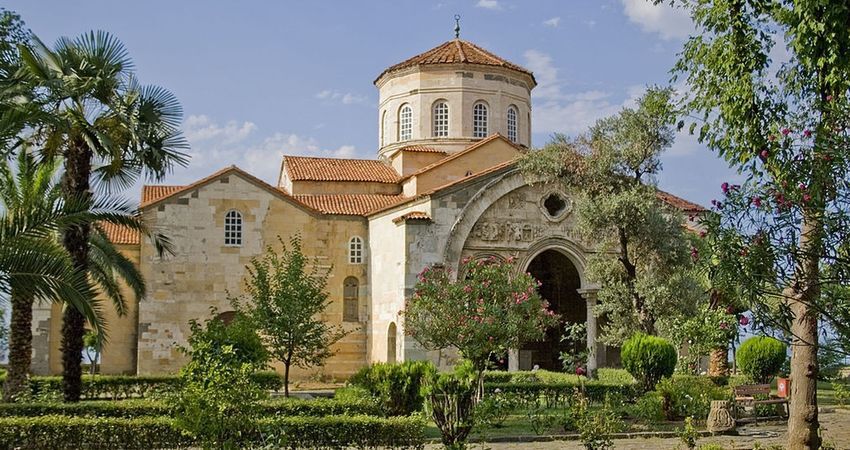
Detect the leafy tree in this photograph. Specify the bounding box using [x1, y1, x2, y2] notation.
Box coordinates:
[232, 235, 347, 397]
[0, 8, 31, 154]
[520, 88, 702, 343]
[405, 256, 558, 395]
[82, 330, 101, 375]
[173, 312, 267, 449]
[9, 31, 188, 401]
[0, 150, 163, 401]
[662, 0, 850, 446]
[666, 303, 737, 374]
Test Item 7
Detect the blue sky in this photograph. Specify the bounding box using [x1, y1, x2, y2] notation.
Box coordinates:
[9, 0, 741, 206]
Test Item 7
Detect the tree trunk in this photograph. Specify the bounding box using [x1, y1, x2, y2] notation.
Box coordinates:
[3, 287, 34, 402]
[708, 347, 729, 377]
[786, 213, 821, 450]
[60, 139, 92, 402]
[618, 227, 655, 335]
[283, 360, 291, 398]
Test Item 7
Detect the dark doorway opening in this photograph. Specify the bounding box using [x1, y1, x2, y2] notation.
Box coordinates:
[522, 249, 584, 371]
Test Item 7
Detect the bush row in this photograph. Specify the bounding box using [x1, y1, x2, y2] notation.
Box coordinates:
[484, 381, 639, 406]
[483, 368, 635, 385]
[0, 414, 426, 450]
[0, 396, 381, 419]
[0, 371, 282, 400]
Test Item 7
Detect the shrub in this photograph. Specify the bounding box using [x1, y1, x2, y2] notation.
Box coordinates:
[0, 414, 426, 450]
[627, 391, 665, 423]
[425, 361, 478, 450]
[572, 391, 624, 450]
[736, 337, 787, 383]
[349, 361, 436, 416]
[474, 392, 519, 428]
[621, 333, 677, 391]
[655, 376, 730, 421]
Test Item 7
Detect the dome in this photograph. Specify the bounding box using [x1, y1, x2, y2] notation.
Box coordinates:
[375, 39, 535, 86]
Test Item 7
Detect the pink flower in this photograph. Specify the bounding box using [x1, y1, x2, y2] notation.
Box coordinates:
[721, 182, 730, 194]
[699, 230, 707, 238]
[760, 149, 769, 161]
[803, 193, 812, 203]
[798, 183, 807, 190]
[781, 128, 791, 136]
[690, 247, 699, 261]
[827, 95, 834, 101]
[803, 129, 812, 138]
[719, 322, 728, 330]
[739, 315, 750, 326]
[575, 366, 586, 376]
[463, 285, 473, 293]
[725, 305, 735, 314]
[752, 196, 762, 207]
[768, 135, 776, 142]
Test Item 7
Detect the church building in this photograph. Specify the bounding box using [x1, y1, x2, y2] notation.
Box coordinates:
[31, 36, 705, 379]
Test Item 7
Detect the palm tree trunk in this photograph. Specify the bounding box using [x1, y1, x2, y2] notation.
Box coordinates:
[708, 347, 729, 377]
[60, 139, 93, 402]
[3, 287, 34, 402]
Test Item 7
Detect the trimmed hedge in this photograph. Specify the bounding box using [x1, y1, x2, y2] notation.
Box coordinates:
[736, 336, 787, 383]
[0, 414, 426, 449]
[484, 382, 639, 406]
[0, 371, 282, 400]
[0, 397, 381, 418]
[621, 333, 677, 391]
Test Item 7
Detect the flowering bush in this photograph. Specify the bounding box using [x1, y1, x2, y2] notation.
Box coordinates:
[405, 256, 559, 376]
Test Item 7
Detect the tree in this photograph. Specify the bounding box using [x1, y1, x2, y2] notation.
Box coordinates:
[82, 330, 101, 375]
[662, 1, 850, 447]
[0, 150, 166, 401]
[232, 235, 347, 397]
[10, 31, 188, 401]
[404, 256, 558, 396]
[520, 88, 702, 343]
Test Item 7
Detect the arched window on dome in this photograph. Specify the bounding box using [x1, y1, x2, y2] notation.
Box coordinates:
[472, 102, 488, 138]
[224, 210, 242, 247]
[348, 236, 364, 264]
[398, 104, 413, 141]
[432, 101, 449, 137]
[380, 110, 387, 147]
[506, 105, 518, 143]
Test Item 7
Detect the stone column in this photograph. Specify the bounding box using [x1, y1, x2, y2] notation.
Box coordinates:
[508, 349, 519, 372]
[578, 288, 599, 378]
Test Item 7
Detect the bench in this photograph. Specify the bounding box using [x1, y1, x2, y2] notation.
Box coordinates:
[732, 384, 788, 421]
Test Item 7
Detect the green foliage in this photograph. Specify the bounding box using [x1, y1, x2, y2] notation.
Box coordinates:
[520, 88, 702, 342]
[573, 392, 625, 450]
[424, 361, 478, 450]
[348, 361, 436, 416]
[736, 337, 787, 383]
[481, 368, 638, 408]
[666, 304, 736, 374]
[656, 376, 729, 421]
[405, 257, 558, 375]
[559, 322, 588, 373]
[627, 391, 665, 424]
[172, 313, 268, 449]
[621, 333, 677, 391]
[679, 416, 699, 450]
[474, 391, 519, 428]
[0, 414, 426, 450]
[0, 397, 382, 418]
[832, 382, 850, 407]
[232, 234, 347, 396]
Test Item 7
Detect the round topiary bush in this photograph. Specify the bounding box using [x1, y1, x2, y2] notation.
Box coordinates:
[621, 333, 677, 391]
[736, 336, 787, 383]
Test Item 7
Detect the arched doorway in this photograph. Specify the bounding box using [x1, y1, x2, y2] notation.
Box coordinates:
[523, 249, 585, 371]
[387, 322, 397, 363]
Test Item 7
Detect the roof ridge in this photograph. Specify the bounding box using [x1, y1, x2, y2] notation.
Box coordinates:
[400, 133, 522, 181]
[454, 39, 467, 63]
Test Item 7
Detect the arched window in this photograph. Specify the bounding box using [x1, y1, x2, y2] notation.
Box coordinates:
[349, 236, 364, 264]
[224, 210, 242, 247]
[216, 310, 237, 326]
[472, 102, 488, 138]
[507, 105, 518, 143]
[398, 104, 413, 141]
[387, 322, 397, 363]
[432, 101, 449, 137]
[343, 277, 359, 322]
[380, 110, 387, 147]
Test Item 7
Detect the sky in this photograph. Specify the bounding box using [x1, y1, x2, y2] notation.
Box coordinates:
[7, 0, 743, 207]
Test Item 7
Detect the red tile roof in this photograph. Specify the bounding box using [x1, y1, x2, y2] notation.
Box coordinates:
[398, 145, 447, 154]
[99, 222, 139, 245]
[283, 156, 400, 183]
[400, 134, 522, 181]
[293, 194, 406, 215]
[656, 190, 707, 212]
[376, 39, 535, 84]
[392, 211, 432, 224]
[141, 185, 183, 205]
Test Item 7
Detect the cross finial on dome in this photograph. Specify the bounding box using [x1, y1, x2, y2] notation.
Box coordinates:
[454, 15, 461, 38]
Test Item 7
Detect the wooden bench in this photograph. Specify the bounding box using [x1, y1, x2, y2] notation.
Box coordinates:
[732, 384, 788, 421]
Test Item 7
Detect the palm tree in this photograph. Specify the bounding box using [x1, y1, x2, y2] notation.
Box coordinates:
[13, 31, 188, 400]
[0, 151, 158, 401]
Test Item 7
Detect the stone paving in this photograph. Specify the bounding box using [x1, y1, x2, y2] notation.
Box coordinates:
[426, 409, 850, 450]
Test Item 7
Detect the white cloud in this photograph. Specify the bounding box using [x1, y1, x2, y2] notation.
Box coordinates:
[543, 17, 561, 27]
[621, 0, 692, 40]
[183, 114, 256, 144]
[476, 0, 503, 11]
[315, 89, 368, 105]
